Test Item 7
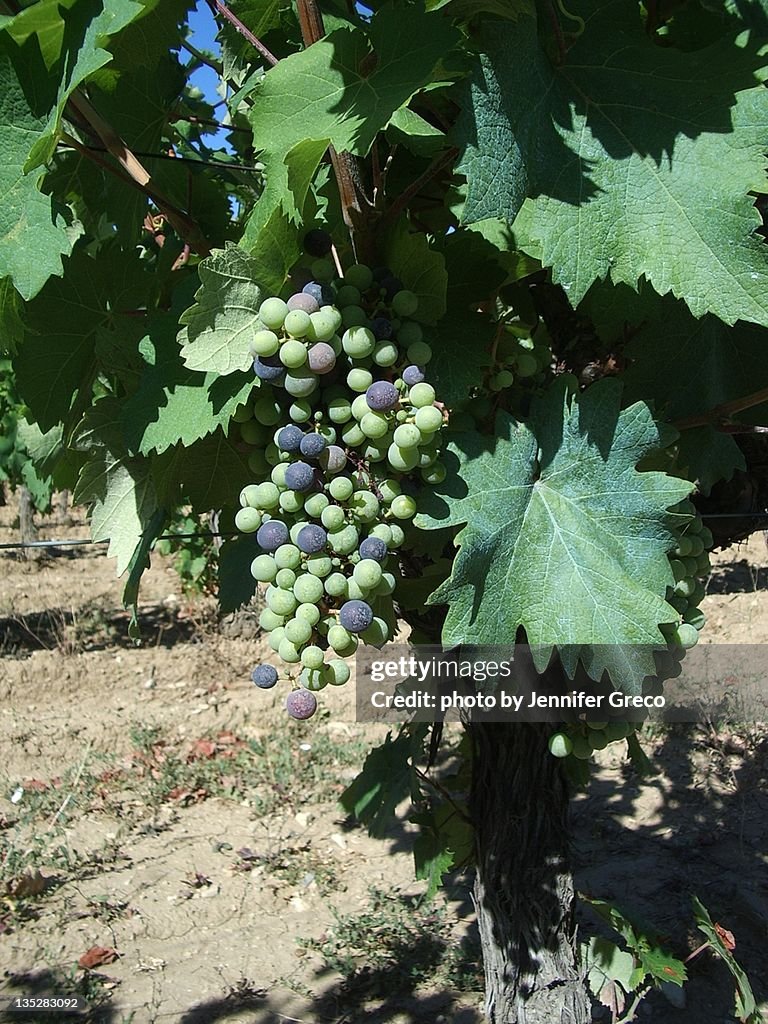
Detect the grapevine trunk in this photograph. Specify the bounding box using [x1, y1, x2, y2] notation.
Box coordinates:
[468, 719, 590, 1024]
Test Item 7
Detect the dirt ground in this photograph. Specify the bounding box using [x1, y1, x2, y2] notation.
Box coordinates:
[0, 499, 766, 1024]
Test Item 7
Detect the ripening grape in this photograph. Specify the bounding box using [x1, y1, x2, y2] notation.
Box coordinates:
[257, 520, 289, 551]
[278, 425, 304, 452]
[253, 356, 286, 383]
[284, 462, 315, 492]
[303, 228, 333, 257]
[307, 342, 336, 373]
[259, 297, 288, 330]
[297, 524, 327, 554]
[286, 689, 318, 720]
[287, 292, 319, 315]
[299, 433, 327, 459]
[366, 380, 399, 412]
[402, 365, 425, 387]
[371, 317, 394, 340]
[251, 665, 279, 689]
[359, 536, 387, 562]
[339, 599, 374, 633]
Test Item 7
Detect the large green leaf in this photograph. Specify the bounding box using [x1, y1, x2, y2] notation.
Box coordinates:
[456, 5, 768, 325]
[383, 219, 448, 325]
[415, 379, 692, 687]
[340, 728, 426, 838]
[178, 245, 265, 375]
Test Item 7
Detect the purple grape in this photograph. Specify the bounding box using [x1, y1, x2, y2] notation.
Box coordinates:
[339, 599, 374, 634]
[359, 537, 387, 562]
[303, 281, 334, 305]
[307, 343, 336, 374]
[297, 524, 328, 554]
[278, 424, 304, 452]
[366, 380, 399, 412]
[287, 291, 320, 315]
[380, 276, 403, 300]
[300, 432, 327, 459]
[284, 461, 315, 492]
[253, 355, 285, 382]
[402, 364, 426, 387]
[257, 520, 289, 551]
[251, 664, 278, 689]
[371, 317, 394, 340]
[303, 229, 333, 257]
[286, 689, 318, 720]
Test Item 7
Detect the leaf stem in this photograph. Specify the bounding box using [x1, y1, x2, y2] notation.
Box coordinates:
[674, 385, 768, 430]
[58, 139, 261, 174]
[206, 0, 278, 67]
[180, 38, 224, 74]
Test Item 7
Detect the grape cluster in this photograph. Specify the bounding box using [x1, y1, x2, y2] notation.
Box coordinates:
[547, 500, 713, 764]
[487, 326, 552, 392]
[234, 231, 446, 719]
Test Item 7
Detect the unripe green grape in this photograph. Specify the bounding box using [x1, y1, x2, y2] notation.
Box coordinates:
[285, 616, 313, 646]
[347, 579, 367, 601]
[696, 553, 711, 576]
[548, 732, 573, 758]
[289, 521, 311, 545]
[336, 284, 361, 307]
[515, 353, 538, 377]
[274, 543, 302, 570]
[241, 419, 270, 445]
[393, 423, 422, 449]
[674, 622, 699, 649]
[388, 444, 419, 472]
[284, 367, 318, 398]
[414, 405, 443, 434]
[232, 402, 254, 424]
[341, 305, 368, 328]
[373, 341, 398, 367]
[304, 493, 330, 518]
[351, 491, 380, 522]
[342, 326, 376, 358]
[311, 258, 334, 283]
[327, 333, 343, 356]
[296, 602, 322, 626]
[328, 624, 353, 653]
[321, 504, 346, 531]
[588, 730, 609, 751]
[389, 524, 406, 547]
[396, 320, 422, 347]
[301, 668, 327, 691]
[688, 535, 704, 557]
[699, 526, 713, 548]
[267, 587, 298, 616]
[306, 554, 333, 578]
[269, 625, 286, 652]
[253, 329, 280, 356]
[669, 559, 687, 582]
[329, 524, 359, 554]
[279, 491, 304, 513]
[378, 480, 401, 504]
[270, 463, 288, 487]
[674, 577, 696, 598]
[317, 424, 337, 444]
[278, 637, 302, 664]
[361, 616, 389, 646]
[361, 412, 390, 439]
[328, 397, 353, 424]
[280, 339, 308, 368]
[691, 581, 706, 605]
[344, 264, 374, 291]
[354, 559, 383, 590]
[341, 422, 366, 446]
[235, 507, 261, 533]
[392, 289, 418, 317]
[301, 645, 326, 671]
[240, 484, 261, 508]
[259, 297, 288, 330]
[276, 567, 297, 590]
[683, 606, 706, 629]
[422, 462, 447, 485]
[248, 450, 269, 475]
[289, 400, 313, 423]
[391, 494, 417, 520]
[253, 397, 282, 426]
[264, 442, 281, 467]
[604, 720, 634, 742]
[294, 573, 325, 605]
[351, 394, 370, 420]
[673, 535, 693, 557]
[489, 370, 514, 391]
[347, 368, 373, 393]
[571, 734, 593, 760]
[259, 607, 284, 631]
[308, 310, 337, 342]
[255, 481, 280, 509]
[328, 476, 354, 501]
[586, 719, 609, 730]
[369, 523, 393, 545]
[284, 309, 312, 338]
[408, 382, 436, 408]
[406, 340, 432, 366]
[334, 637, 359, 658]
[326, 659, 350, 686]
[364, 443, 388, 463]
[251, 554, 278, 583]
[325, 572, 349, 598]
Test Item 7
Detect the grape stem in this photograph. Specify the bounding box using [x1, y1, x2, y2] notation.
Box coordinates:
[381, 147, 459, 227]
[674, 385, 768, 430]
[412, 765, 473, 825]
[206, 0, 278, 66]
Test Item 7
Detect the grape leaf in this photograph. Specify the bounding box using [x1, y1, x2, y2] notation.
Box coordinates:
[153, 431, 252, 510]
[384, 219, 448, 325]
[456, 7, 768, 325]
[415, 379, 692, 687]
[340, 728, 426, 838]
[217, 0, 283, 81]
[428, 310, 493, 405]
[178, 245, 264, 375]
[412, 802, 473, 900]
[676, 427, 745, 494]
[693, 896, 761, 1023]
[218, 534, 260, 614]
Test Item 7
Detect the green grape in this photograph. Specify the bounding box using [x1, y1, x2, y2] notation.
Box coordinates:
[296, 602, 321, 626]
[240, 484, 261, 508]
[279, 491, 305, 513]
[341, 305, 368, 329]
[289, 520, 312, 545]
[344, 264, 374, 291]
[301, 668, 327, 691]
[294, 573, 325, 605]
[388, 443, 419, 472]
[306, 555, 333, 578]
[407, 341, 432, 366]
[674, 623, 699, 649]
[232, 402, 254, 423]
[301, 645, 326, 671]
[325, 572, 349, 598]
[586, 720, 609, 730]
[280, 339, 308, 368]
[253, 397, 282, 426]
[393, 423, 422, 449]
[364, 443, 389, 463]
[253, 329, 280, 356]
[271, 463, 288, 487]
[673, 535, 693, 557]
[548, 733, 573, 758]
[341, 422, 366, 446]
[489, 370, 515, 391]
[337, 284, 362, 307]
[255, 481, 280, 508]
[241, 419, 270, 445]
[278, 637, 302, 664]
[421, 462, 446, 485]
[414, 405, 443, 434]
[682, 556, 699, 577]
[389, 524, 406, 547]
[321, 504, 346, 531]
[408, 382, 436, 408]
[259, 297, 288, 330]
[248, 450, 269, 475]
[683, 607, 706, 629]
[264, 443, 281, 466]
[351, 394, 371, 420]
[347, 368, 373, 393]
[311, 258, 334, 283]
[251, 554, 278, 583]
[699, 526, 714, 548]
[284, 309, 312, 337]
[604, 721, 634, 742]
[328, 476, 354, 501]
[354, 559, 383, 590]
[328, 623, 353, 653]
[674, 577, 696, 599]
[516, 353, 538, 377]
[259, 607, 284, 631]
[588, 730, 609, 751]
[308, 310, 337, 342]
[268, 625, 286, 652]
[670, 559, 687, 582]
[285, 617, 313, 646]
[377, 480, 401, 504]
[361, 412, 390, 439]
[350, 491, 380, 522]
[373, 341, 398, 367]
[329, 524, 359, 554]
[235, 507, 261, 533]
[276, 567, 297, 590]
[347, 579, 368, 601]
[396, 321, 422, 346]
[570, 734, 593, 760]
[391, 494, 417, 520]
[289, 400, 313, 423]
[326, 659, 350, 686]
[284, 367, 318, 398]
[688, 536, 705, 556]
[328, 397, 353, 425]
[304, 493, 330, 518]
[369, 523, 393, 545]
[322, 305, 343, 333]
[334, 637, 359, 658]
[267, 588, 298, 616]
[696, 553, 711, 576]
[361, 616, 389, 646]
[392, 290, 418, 316]
[342, 326, 376, 358]
[274, 543, 302, 570]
